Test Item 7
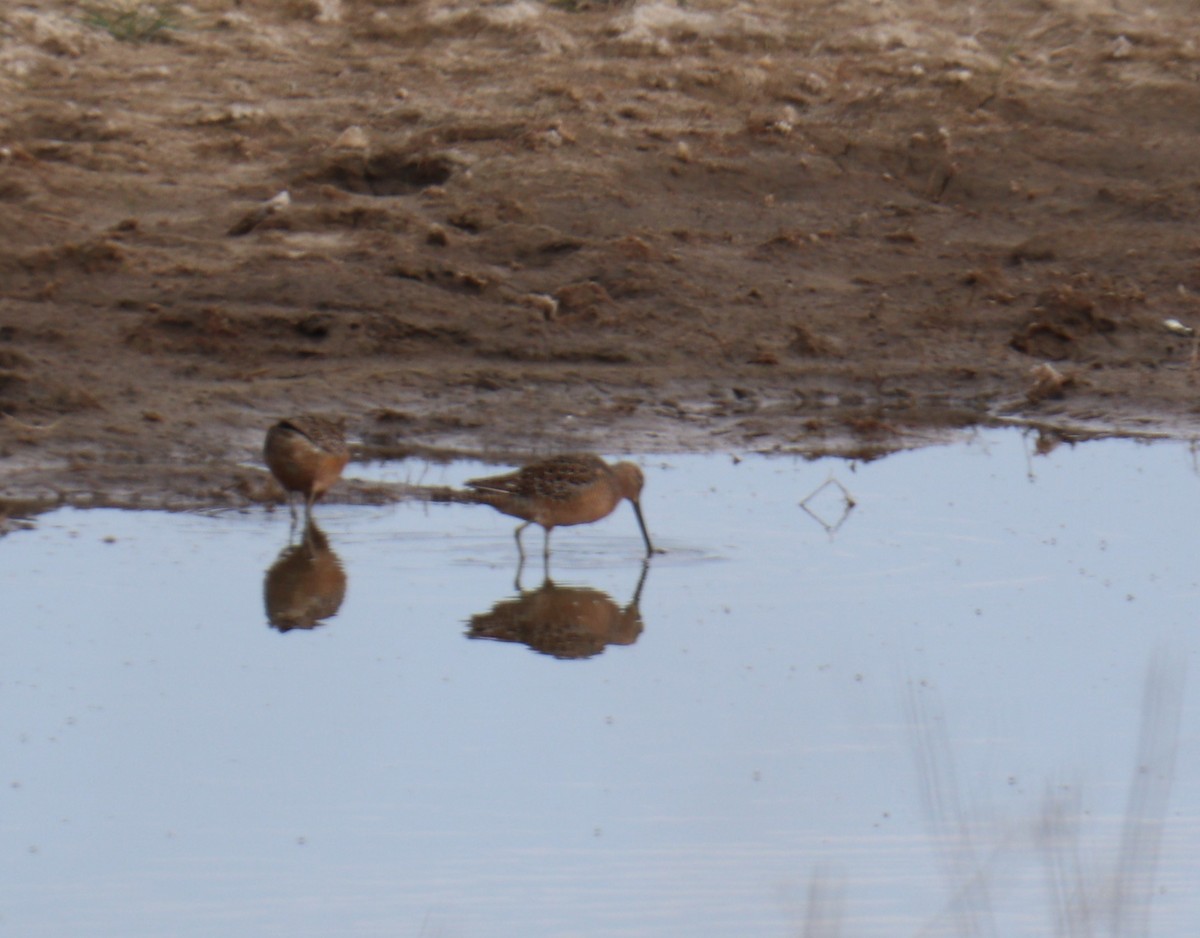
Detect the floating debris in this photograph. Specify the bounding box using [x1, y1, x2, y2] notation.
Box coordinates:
[800, 475, 856, 535]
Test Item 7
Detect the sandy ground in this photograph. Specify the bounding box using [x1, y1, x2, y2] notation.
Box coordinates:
[3, 0, 1200, 517]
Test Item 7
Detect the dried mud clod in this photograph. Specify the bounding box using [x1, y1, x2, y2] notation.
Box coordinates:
[19, 239, 126, 275]
[789, 323, 842, 358]
[0, 356, 102, 422]
[555, 281, 614, 319]
[1010, 285, 1117, 362]
[302, 148, 458, 197]
[227, 190, 290, 236]
[1025, 362, 1076, 404]
[125, 307, 242, 355]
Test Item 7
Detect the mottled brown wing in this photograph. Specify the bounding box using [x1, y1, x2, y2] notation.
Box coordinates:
[466, 454, 606, 502]
[279, 415, 347, 456]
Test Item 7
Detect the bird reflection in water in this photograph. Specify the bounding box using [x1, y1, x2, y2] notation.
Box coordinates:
[263, 520, 347, 632]
[467, 563, 649, 659]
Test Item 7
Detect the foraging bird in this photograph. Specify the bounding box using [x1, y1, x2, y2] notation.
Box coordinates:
[263, 415, 349, 518]
[464, 453, 655, 559]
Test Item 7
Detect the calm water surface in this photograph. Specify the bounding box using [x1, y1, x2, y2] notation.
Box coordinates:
[3, 430, 1199, 936]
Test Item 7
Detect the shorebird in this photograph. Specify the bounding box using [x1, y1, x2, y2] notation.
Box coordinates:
[464, 453, 655, 560]
[263, 415, 349, 518]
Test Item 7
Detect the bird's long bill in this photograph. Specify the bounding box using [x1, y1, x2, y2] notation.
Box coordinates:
[631, 500, 654, 556]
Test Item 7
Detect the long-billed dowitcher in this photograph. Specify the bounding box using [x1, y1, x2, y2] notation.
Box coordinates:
[263, 415, 349, 518]
[464, 453, 654, 559]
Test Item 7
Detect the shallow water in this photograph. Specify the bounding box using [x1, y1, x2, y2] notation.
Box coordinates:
[3, 430, 1199, 936]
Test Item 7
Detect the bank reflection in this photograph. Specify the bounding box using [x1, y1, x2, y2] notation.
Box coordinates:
[263, 520, 347, 632]
[467, 564, 649, 659]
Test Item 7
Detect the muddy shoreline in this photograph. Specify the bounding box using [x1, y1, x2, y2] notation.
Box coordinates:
[4, 0, 1200, 521]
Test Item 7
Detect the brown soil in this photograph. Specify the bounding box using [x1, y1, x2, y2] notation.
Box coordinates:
[3, 0, 1200, 516]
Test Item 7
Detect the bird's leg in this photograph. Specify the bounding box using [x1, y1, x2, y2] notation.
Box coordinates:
[513, 521, 530, 561]
[542, 527, 552, 562]
[287, 494, 300, 540]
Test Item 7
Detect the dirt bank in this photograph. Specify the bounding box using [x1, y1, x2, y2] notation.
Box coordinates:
[3, 0, 1200, 517]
